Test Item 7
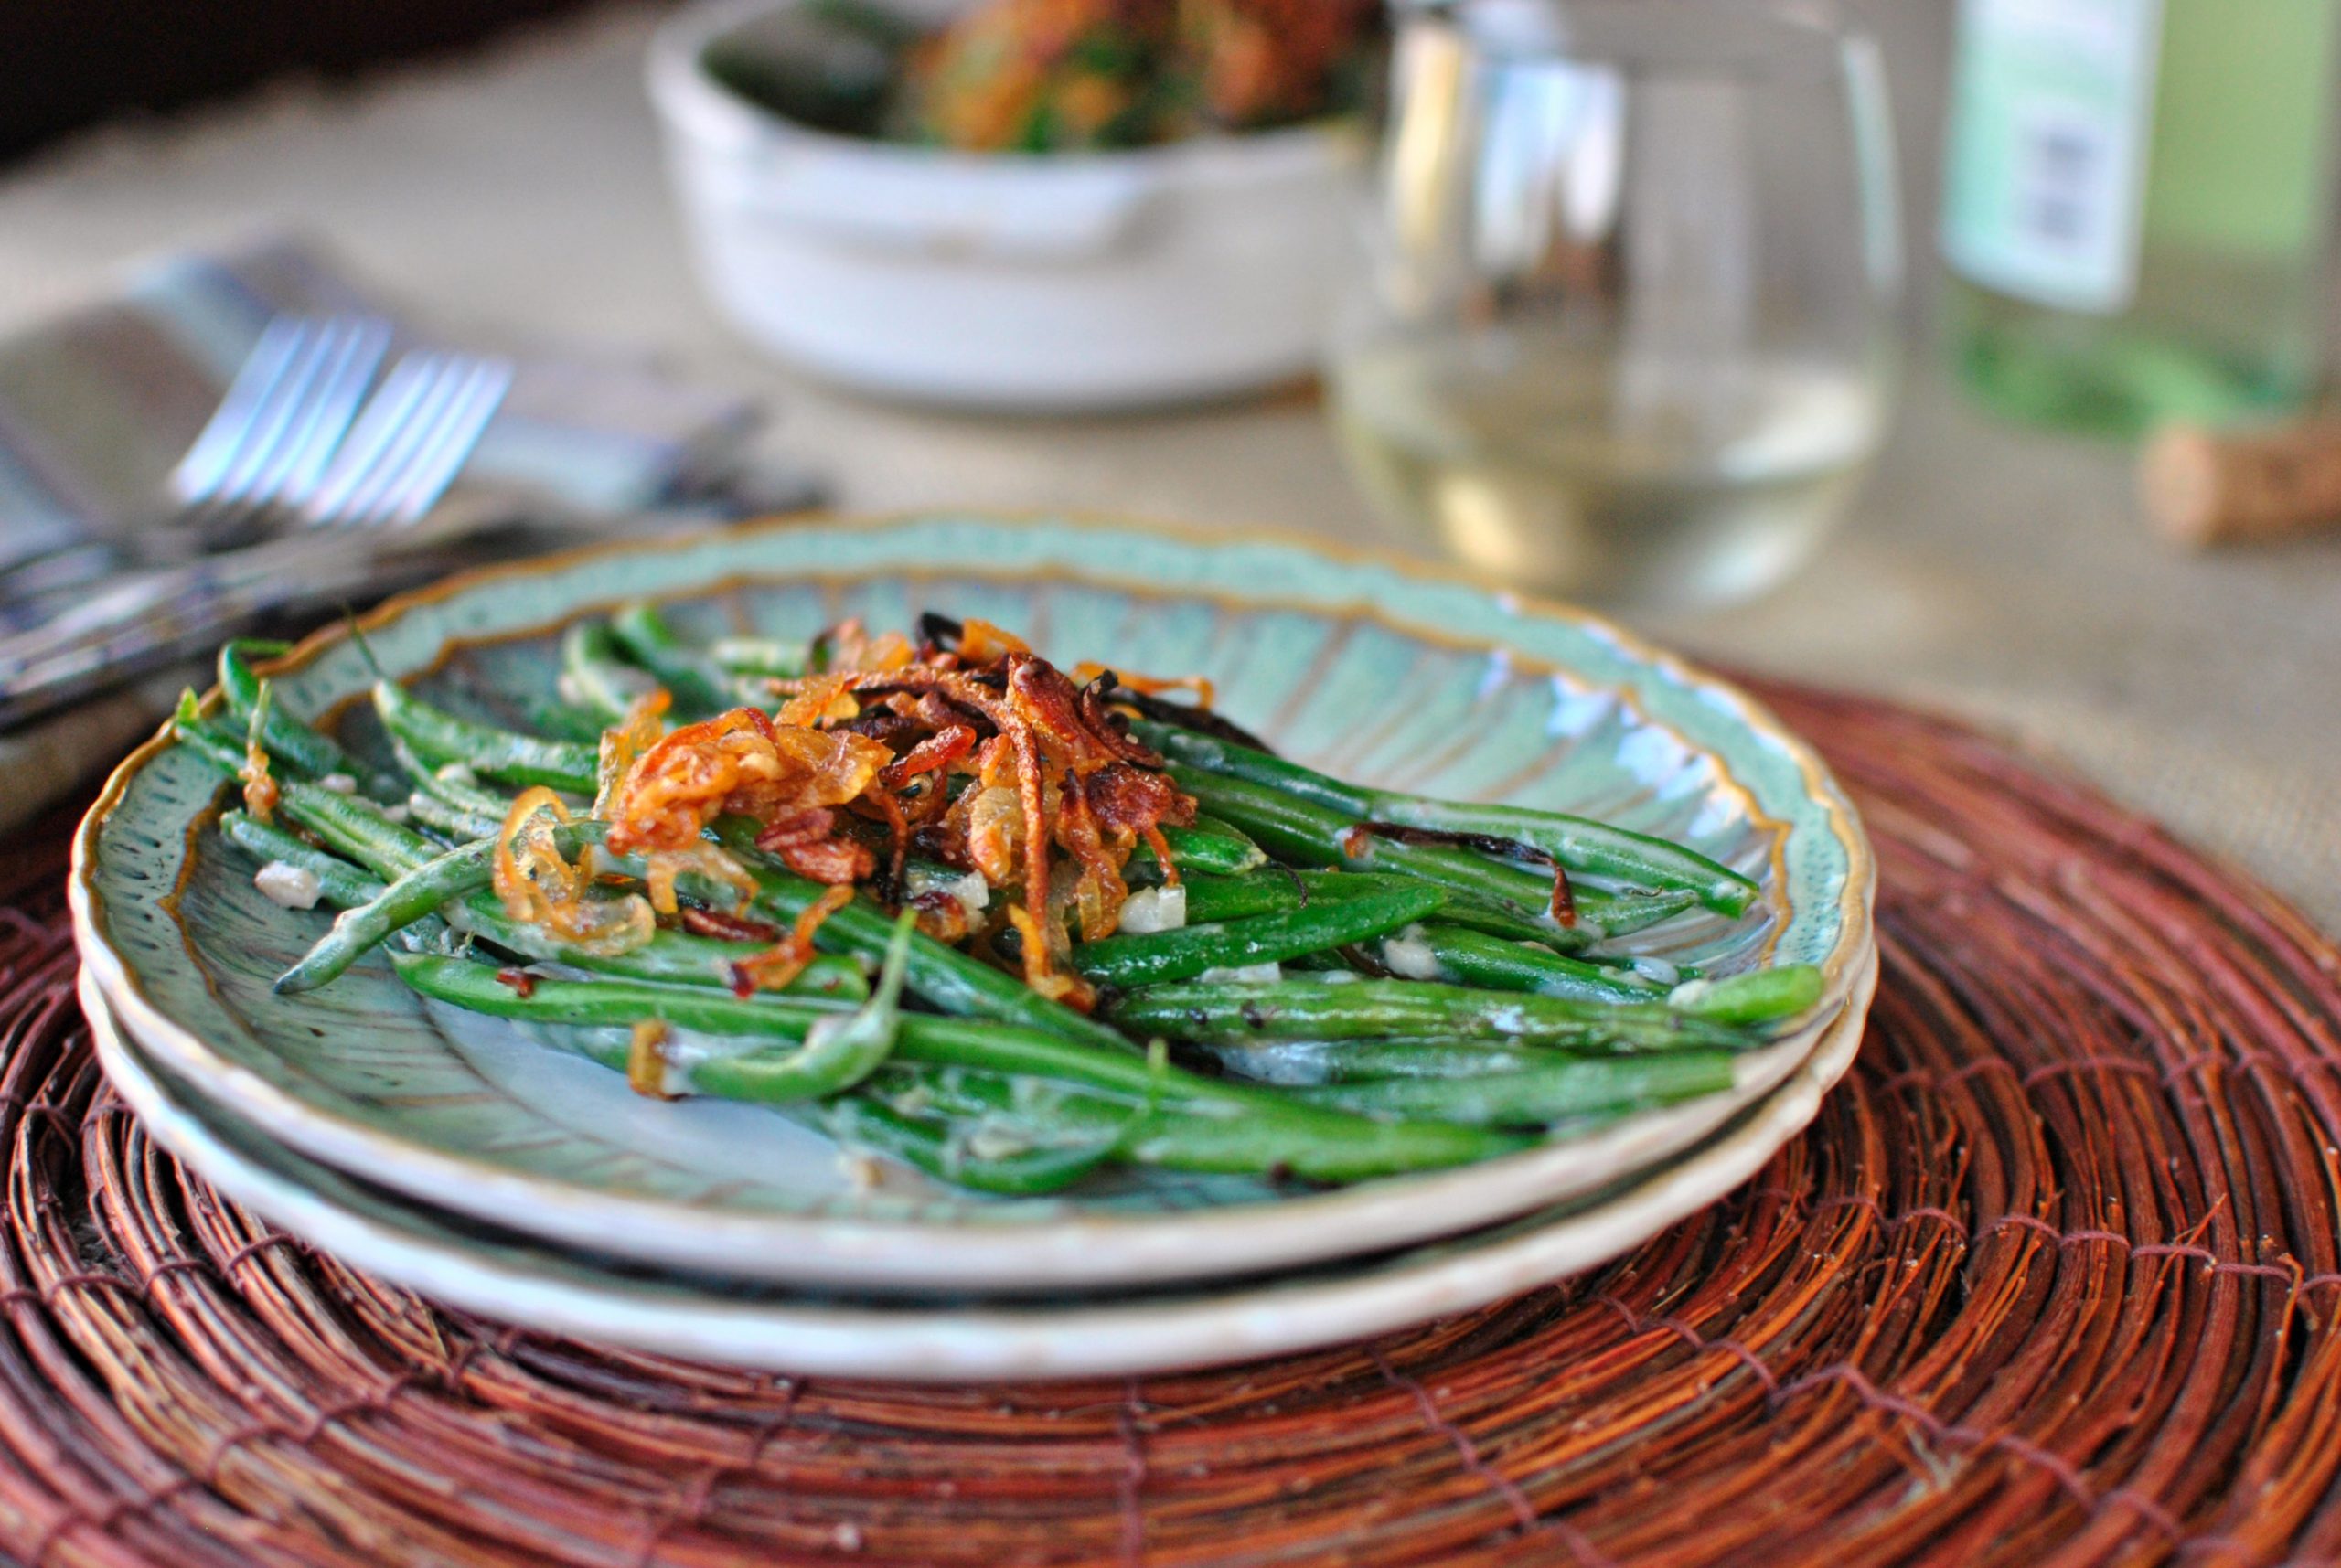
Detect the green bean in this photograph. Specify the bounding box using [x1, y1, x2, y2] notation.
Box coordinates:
[373, 678, 599, 795]
[713, 819, 1134, 1053]
[392, 955, 1526, 1182]
[1107, 976, 1748, 1052]
[1572, 889, 1707, 939]
[862, 1044, 1535, 1182]
[609, 602, 738, 716]
[221, 803, 844, 1002]
[294, 787, 439, 878]
[1126, 721, 1379, 816]
[869, 1065, 1149, 1150]
[391, 745, 512, 841]
[1124, 820, 1267, 880]
[1667, 965, 1826, 1026]
[1134, 720, 1758, 916]
[172, 698, 247, 773]
[1200, 1036, 1565, 1085]
[1282, 952, 1359, 975]
[1168, 764, 1691, 945]
[1166, 869, 1299, 926]
[1167, 869, 1330, 925]
[1168, 866, 1571, 949]
[217, 641, 375, 785]
[1072, 884, 1447, 988]
[570, 912, 908, 1101]
[709, 635, 809, 679]
[1173, 765, 1549, 901]
[273, 819, 612, 994]
[1424, 891, 1665, 945]
[1190, 814, 1265, 860]
[1162, 866, 1633, 946]
[1164, 763, 1557, 901]
[875, 1074, 1142, 1168]
[390, 739, 515, 816]
[243, 677, 274, 767]
[882, 1010, 1544, 1153]
[177, 695, 442, 873]
[1375, 801, 1756, 916]
[1396, 923, 1667, 1005]
[218, 812, 386, 909]
[689, 910, 912, 1100]
[450, 892, 867, 997]
[1292, 1052, 1735, 1125]
[532, 1025, 1103, 1191]
[228, 772, 440, 887]
[238, 784, 859, 999]
[403, 793, 502, 842]
[811, 1095, 1113, 1194]
[517, 693, 615, 744]
[1574, 949, 1703, 982]
[560, 622, 657, 727]
[877, 1061, 1537, 1181]
[866, 1068, 1222, 1176]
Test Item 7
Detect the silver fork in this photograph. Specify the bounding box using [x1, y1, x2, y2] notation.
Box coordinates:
[166, 313, 396, 545]
[0, 314, 392, 616]
[301, 350, 514, 527]
[0, 332, 515, 730]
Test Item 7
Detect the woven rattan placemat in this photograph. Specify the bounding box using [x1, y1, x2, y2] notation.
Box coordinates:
[4, 678, 2339, 1567]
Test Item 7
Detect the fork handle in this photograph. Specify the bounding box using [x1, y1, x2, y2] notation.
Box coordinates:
[0, 531, 387, 731]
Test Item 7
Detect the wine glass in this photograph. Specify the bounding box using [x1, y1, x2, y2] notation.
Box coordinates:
[1328, 0, 1902, 611]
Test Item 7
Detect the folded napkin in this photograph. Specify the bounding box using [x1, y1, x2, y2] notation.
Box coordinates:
[0, 234, 764, 573]
[0, 234, 803, 834]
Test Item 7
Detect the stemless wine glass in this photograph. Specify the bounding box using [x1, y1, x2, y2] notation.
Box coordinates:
[1329, 0, 1902, 611]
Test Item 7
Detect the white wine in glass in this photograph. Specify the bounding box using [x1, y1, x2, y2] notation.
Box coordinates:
[1333, 336, 1886, 610]
[1332, 1, 1901, 611]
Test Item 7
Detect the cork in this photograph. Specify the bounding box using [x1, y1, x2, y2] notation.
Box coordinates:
[2142, 417, 2341, 547]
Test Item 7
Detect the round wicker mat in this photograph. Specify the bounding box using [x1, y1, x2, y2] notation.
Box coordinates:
[5, 679, 2341, 1568]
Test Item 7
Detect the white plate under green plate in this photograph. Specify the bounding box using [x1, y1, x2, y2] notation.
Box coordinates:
[86, 957, 1874, 1379]
[73, 514, 1875, 1294]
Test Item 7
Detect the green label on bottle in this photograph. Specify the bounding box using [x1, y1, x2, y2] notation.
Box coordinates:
[1941, 0, 2165, 314]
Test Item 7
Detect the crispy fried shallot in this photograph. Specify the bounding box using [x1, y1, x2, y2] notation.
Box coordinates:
[494, 787, 655, 955]
[1072, 661, 1215, 711]
[240, 736, 278, 822]
[756, 640, 1199, 991]
[592, 689, 670, 819]
[603, 708, 891, 892]
[497, 616, 1213, 1007]
[681, 906, 783, 944]
[626, 1019, 679, 1099]
[726, 882, 855, 997]
[952, 618, 1031, 664]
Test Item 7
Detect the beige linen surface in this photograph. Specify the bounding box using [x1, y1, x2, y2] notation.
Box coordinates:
[0, 8, 2334, 929]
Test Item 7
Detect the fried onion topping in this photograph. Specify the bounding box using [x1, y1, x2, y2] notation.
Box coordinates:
[604, 709, 890, 865]
[501, 615, 1209, 1010]
[494, 787, 655, 956]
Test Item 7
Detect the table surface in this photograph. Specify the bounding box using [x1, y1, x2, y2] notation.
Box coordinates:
[2, 5, 2336, 931]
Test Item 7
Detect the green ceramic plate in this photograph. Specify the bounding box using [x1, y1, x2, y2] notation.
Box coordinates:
[83, 956, 1875, 1378]
[73, 514, 1874, 1294]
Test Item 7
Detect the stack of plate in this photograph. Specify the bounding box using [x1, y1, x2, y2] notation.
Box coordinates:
[69, 515, 1876, 1382]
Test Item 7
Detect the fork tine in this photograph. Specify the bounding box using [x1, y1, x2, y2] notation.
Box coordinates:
[209, 319, 341, 507]
[166, 315, 310, 505]
[371, 357, 514, 527]
[325, 355, 471, 526]
[256, 316, 394, 507]
[299, 352, 443, 524]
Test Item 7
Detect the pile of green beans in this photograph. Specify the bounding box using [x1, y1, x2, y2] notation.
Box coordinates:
[180, 609, 1825, 1195]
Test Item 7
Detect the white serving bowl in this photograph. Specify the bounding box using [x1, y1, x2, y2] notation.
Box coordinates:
[647, 0, 1367, 410]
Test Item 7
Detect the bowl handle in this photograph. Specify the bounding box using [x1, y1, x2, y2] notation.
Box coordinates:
[708, 153, 1156, 260]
